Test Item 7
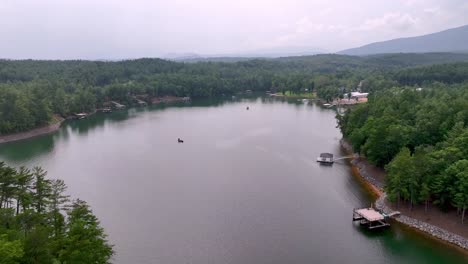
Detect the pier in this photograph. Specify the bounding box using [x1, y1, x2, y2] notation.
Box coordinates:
[316, 153, 353, 164]
[353, 207, 390, 229]
[136, 99, 147, 106]
[111, 101, 126, 110]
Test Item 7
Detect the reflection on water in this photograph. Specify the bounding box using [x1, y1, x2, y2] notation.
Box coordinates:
[0, 134, 55, 161]
[0, 96, 466, 264]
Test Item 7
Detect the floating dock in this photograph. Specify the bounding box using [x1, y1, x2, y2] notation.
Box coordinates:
[316, 153, 353, 164]
[317, 153, 334, 164]
[353, 207, 390, 229]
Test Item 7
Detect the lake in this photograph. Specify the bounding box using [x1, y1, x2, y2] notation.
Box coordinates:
[0, 97, 466, 264]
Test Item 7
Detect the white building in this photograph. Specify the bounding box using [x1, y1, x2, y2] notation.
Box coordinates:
[350, 92, 369, 98]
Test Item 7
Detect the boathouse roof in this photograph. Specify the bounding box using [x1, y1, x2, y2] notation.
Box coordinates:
[355, 208, 384, 221]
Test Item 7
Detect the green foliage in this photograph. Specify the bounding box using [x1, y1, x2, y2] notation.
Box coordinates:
[0, 234, 23, 264]
[340, 81, 468, 221]
[445, 160, 468, 223]
[23, 226, 53, 264]
[2, 54, 468, 134]
[385, 148, 411, 204]
[59, 200, 113, 264]
[0, 162, 113, 263]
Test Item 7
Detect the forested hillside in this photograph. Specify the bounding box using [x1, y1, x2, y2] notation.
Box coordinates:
[338, 82, 468, 222]
[1, 53, 468, 135]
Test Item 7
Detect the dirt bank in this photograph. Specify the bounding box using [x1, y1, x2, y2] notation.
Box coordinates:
[340, 139, 468, 251]
[0, 116, 64, 145]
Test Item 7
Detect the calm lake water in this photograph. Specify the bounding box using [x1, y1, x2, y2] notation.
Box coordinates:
[0, 97, 466, 264]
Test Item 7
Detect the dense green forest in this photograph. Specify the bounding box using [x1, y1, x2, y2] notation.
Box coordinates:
[2, 53, 468, 134]
[1, 52, 468, 256]
[0, 162, 113, 263]
[1, 52, 468, 222]
[338, 83, 468, 222]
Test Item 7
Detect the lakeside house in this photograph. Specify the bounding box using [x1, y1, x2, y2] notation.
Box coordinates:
[336, 97, 368, 105]
[344, 92, 369, 99]
[337, 91, 370, 106]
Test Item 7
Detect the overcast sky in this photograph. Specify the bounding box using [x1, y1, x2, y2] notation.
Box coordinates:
[1, 0, 467, 59]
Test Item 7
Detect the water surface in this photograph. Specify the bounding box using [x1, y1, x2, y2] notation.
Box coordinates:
[0, 97, 466, 264]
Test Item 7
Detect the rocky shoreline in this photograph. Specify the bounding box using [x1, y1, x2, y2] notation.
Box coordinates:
[340, 139, 468, 251]
[396, 214, 468, 250]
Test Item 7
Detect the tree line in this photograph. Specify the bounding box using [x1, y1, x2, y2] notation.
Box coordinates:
[1, 55, 468, 134]
[2, 53, 468, 134]
[0, 162, 113, 263]
[338, 83, 468, 222]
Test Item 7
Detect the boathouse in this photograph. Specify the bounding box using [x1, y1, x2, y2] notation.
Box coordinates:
[353, 207, 390, 229]
[317, 153, 334, 163]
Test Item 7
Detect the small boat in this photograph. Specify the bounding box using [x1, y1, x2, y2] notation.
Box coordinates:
[101, 107, 112, 113]
[178, 138, 184, 143]
[75, 113, 88, 120]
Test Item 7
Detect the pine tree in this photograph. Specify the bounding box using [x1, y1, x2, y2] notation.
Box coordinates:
[15, 166, 34, 215]
[31, 167, 51, 214]
[0, 162, 17, 209]
[59, 199, 113, 263]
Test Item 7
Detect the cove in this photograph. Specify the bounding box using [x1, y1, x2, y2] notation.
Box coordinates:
[0, 97, 466, 264]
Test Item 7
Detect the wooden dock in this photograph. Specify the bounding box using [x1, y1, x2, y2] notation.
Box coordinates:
[353, 207, 390, 229]
[111, 101, 126, 109]
[317, 153, 334, 164]
[316, 153, 353, 164]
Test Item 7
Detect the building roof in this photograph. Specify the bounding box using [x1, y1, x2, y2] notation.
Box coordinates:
[355, 208, 384, 221]
[351, 92, 369, 98]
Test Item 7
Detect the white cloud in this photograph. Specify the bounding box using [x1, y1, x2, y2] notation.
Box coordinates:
[403, 0, 423, 6]
[358, 13, 419, 32]
[423, 7, 440, 14]
[0, 0, 467, 58]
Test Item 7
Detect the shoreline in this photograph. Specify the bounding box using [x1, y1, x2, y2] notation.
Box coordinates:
[269, 92, 316, 99]
[0, 116, 65, 145]
[0, 97, 190, 145]
[340, 139, 468, 252]
[151, 96, 190, 104]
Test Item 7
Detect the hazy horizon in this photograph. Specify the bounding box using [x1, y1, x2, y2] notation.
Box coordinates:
[1, 0, 468, 59]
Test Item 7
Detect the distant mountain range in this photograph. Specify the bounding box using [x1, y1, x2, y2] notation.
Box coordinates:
[164, 46, 327, 62]
[339, 24, 468, 55]
[162, 25, 468, 61]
